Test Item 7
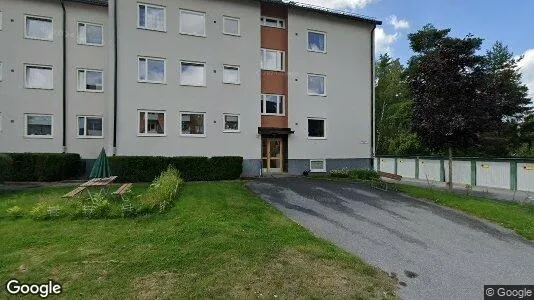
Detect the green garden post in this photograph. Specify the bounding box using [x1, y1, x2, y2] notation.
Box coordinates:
[394, 158, 398, 175]
[415, 157, 419, 179]
[510, 161, 517, 191]
[377, 157, 381, 172]
[440, 159, 445, 182]
[470, 160, 477, 186]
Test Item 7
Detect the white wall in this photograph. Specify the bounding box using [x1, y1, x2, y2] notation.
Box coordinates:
[517, 163, 534, 192]
[476, 161, 510, 190]
[379, 158, 395, 174]
[287, 8, 373, 160]
[418, 159, 441, 182]
[444, 160, 471, 186]
[397, 158, 415, 178]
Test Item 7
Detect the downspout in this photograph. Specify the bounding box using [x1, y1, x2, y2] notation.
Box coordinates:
[371, 25, 376, 167]
[61, 0, 67, 153]
[113, 0, 118, 153]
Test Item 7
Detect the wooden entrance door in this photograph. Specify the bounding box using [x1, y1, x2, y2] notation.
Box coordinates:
[262, 138, 283, 173]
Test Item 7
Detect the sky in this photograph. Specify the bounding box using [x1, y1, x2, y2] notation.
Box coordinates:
[291, 0, 534, 100]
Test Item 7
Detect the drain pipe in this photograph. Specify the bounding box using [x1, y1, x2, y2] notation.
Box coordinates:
[371, 25, 376, 164]
[113, 0, 118, 154]
[61, 0, 67, 153]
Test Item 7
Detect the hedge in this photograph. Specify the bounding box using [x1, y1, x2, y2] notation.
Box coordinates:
[109, 156, 243, 182]
[5, 153, 83, 182]
[0, 154, 13, 183]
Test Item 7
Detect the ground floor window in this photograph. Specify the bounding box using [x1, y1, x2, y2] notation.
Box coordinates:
[138, 110, 165, 136]
[223, 114, 240, 132]
[181, 112, 205, 136]
[77, 116, 103, 138]
[25, 114, 53, 137]
[308, 118, 326, 139]
[310, 159, 326, 172]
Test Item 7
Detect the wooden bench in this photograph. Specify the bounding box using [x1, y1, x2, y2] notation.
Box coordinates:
[62, 186, 87, 199]
[379, 171, 402, 181]
[113, 183, 132, 200]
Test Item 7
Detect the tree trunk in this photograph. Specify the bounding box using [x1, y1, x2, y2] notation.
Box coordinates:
[448, 146, 453, 191]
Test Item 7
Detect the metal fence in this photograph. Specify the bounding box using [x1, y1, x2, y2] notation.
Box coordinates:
[375, 156, 534, 192]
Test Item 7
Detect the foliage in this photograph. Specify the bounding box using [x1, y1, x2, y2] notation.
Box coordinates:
[0, 154, 13, 183]
[89, 192, 112, 219]
[6, 206, 23, 219]
[109, 156, 243, 182]
[29, 202, 55, 220]
[6, 153, 82, 182]
[329, 169, 380, 181]
[375, 54, 422, 155]
[138, 167, 183, 213]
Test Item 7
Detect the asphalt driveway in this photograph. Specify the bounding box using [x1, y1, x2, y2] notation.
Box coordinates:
[247, 178, 534, 300]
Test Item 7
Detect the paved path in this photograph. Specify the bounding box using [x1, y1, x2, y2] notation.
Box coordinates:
[247, 178, 534, 300]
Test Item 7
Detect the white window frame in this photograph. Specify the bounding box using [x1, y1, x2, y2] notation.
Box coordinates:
[307, 117, 326, 140]
[137, 3, 166, 32]
[138, 56, 166, 84]
[260, 16, 285, 29]
[310, 159, 327, 173]
[24, 114, 53, 139]
[223, 114, 240, 133]
[180, 112, 206, 137]
[24, 64, 54, 90]
[261, 48, 285, 71]
[261, 94, 285, 116]
[307, 73, 327, 96]
[77, 68, 104, 92]
[137, 110, 166, 137]
[179, 9, 206, 37]
[222, 16, 240, 36]
[222, 64, 240, 85]
[307, 30, 327, 53]
[0, 112, 3, 133]
[0, 11, 3, 30]
[24, 15, 53, 41]
[0, 62, 3, 81]
[77, 115, 104, 139]
[180, 61, 206, 87]
[77, 22, 104, 46]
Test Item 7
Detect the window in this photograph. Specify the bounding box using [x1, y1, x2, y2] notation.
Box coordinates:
[308, 118, 326, 139]
[78, 22, 103, 46]
[181, 113, 205, 136]
[223, 114, 240, 132]
[179, 9, 206, 37]
[25, 114, 53, 137]
[0, 11, 3, 30]
[223, 65, 240, 84]
[77, 69, 103, 92]
[0, 112, 2, 133]
[138, 110, 165, 136]
[25, 65, 53, 89]
[0, 62, 2, 81]
[308, 30, 326, 53]
[307, 74, 326, 96]
[138, 57, 166, 83]
[223, 16, 240, 36]
[138, 3, 166, 31]
[77, 116, 103, 138]
[260, 16, 285, 28]
[261, 49, 285, 71]
[310, 159, 326, 172]
[180, 61, 206, 86]
[25, 15, 53, 41]
[261, 94, 284, 116]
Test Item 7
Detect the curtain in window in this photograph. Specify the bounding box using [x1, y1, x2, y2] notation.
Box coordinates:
[27, 67, 53, 89]
[146, 6, 164, 30]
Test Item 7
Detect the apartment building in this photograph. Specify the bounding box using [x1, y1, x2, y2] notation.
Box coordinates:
[0, 0, 381, 176]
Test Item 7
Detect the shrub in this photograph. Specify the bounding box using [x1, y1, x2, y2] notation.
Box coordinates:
[89, 192, 112, 219]
[139, 166, 183, 213]
[0, 154, 13, 183]
[7, 153, 82, 182]
[29, 203, 52, 220]
[109, 156, 243, 182]
[6, 206, 24, 219]
[329, 169, 380, 181]
[330, 169, 350, 178]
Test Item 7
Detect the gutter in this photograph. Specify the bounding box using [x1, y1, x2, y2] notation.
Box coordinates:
[61, 0, 67, 153]
[112, 0, 117, 152]
[371, 25, 376, 163]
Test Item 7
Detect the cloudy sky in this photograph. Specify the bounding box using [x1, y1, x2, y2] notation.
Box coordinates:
[294, 0, 534, 100]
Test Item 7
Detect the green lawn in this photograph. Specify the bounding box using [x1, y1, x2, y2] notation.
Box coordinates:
[396, 184, 534, 240]
[0, 182, 396, 299]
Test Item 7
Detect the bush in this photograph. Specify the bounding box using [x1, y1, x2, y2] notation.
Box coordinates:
[109, 156, 243, 182]
[0, 154, 13, 183]
[7, 153, 82, 182]
[29, 202, 54, 220]
[90, 193, 112, 219]
[6, 206, 24, 219]
[329, 169, 380, 181]
[139, 166, 183, 213]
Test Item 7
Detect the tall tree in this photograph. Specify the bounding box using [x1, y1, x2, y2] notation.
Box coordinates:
[375, 54, 420, 155]
[407, 25, 499, 189]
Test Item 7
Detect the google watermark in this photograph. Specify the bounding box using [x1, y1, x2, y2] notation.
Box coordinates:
[485, 285, 534, 299]
[5, 279, 62, 298]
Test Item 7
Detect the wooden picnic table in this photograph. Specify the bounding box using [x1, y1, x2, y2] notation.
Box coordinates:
[80, 176, 118, 187]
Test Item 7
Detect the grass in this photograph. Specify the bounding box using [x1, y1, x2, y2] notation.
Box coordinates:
[395, 184, 534, 240]
[0, 182, 397, 299]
